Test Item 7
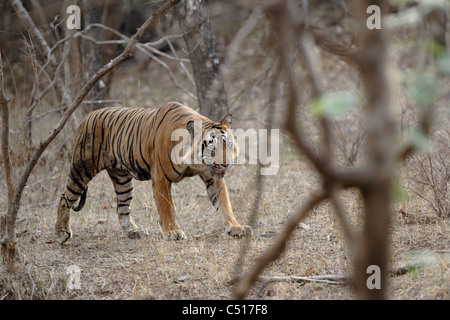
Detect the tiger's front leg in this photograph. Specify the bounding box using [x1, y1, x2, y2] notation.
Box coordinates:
[152, 176, 186, 240]
[204, 177, 252, 238]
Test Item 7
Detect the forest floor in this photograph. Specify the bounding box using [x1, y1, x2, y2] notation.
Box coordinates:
[1, 140, 449, 300]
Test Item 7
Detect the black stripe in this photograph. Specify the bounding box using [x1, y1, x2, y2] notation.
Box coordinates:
[111, 176, 133, 185]
[69, 170, 84, 190]
[205, 178, 214, 188]
[63, 196, 70, 207]
[172, 113, 190, 123]
[91, 113, 98, 171]
[168, 151, 181, 176]
[96, 121, 105, 173]
[66, 197, 78, 203]
[115, 187, 133, 195]
[202, 120, 213, 129]
[119, 196, 133, 203]
[158, 158, 172, 183]
[210, 193, 218, 208]
[133, 111, 152, 176]
[114, 110, 135, 168]
[79, 125, 93, 181]
[139, 136, 152, 174]
[66, 185, 82, 196]
[152, 103, 182, 151]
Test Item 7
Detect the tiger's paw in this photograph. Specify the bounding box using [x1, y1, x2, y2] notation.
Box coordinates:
[56, 229, 72, 245]
[226, 224, 253, 238]
[163, 229, 187, 241]
[127, 229, 149, 240]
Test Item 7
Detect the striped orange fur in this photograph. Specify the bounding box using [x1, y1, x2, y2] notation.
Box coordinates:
[55, 101, 251, 244]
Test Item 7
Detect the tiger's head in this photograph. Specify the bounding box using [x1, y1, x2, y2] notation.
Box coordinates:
[187, 114, 238, 179]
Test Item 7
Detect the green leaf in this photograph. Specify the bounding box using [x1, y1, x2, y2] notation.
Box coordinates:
[312, 91, 357, 118]
[405, 72, 439, 108]
[405, 129, 432, 152]
[426, 41, 446, 57]
[392, 180, 408, 203]
[436, 52, 450, 76]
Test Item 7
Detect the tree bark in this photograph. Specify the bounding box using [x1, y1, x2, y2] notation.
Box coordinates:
[175, 0, 229, 121]
[351, 0, 393, 299]
[0, 53, 16, 273]
[81, 0, 106, 113]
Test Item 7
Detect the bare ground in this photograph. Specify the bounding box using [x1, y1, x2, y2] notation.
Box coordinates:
[1, 145, 449, 300]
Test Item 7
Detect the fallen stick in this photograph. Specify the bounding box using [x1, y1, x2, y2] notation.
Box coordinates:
[257, 275, 350, 285]
[242, 265, 423, 287]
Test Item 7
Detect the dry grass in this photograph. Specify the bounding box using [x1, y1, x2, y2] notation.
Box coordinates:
[1, 139, 449, 300]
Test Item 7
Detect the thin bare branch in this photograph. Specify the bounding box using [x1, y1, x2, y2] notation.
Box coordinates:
[257, 274, 349, 285]
[8, 0, 56, 65]
[329, 186, 356, 253]
[223, 9, 262, 82]
[78, 23, 196, 100]
[298, 29, 333, 160]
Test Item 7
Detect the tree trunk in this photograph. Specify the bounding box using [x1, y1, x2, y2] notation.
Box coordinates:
[352, 0, 393, 299]
[0, 53, 17, 273]
[81, 0, 106, 113]
[175, 0, 228, 121]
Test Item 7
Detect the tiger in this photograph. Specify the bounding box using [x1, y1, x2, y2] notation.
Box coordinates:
[55, 101, 252, 244]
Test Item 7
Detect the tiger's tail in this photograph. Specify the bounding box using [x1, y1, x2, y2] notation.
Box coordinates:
[72, 187, 88, 212]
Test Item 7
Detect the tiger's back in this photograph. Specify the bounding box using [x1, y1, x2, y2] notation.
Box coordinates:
[73, 102, 212, 181]
[73, 106, 155, 182]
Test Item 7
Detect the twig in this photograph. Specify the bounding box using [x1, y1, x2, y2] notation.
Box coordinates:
[166, 38, 195, 87]
[330, 186, 356, 253]
[27, 264, 36, 300]
[82, 100, 122, 105]
[240, 264, 421, 288]
[78, 23, 196, 100]
[257, 274, 350, 285]
[223, 9, 262, 82]
[8, 0, 56, 65]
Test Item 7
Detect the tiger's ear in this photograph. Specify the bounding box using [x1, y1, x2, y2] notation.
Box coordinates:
[187, 121, 195, 137]
[220, 114, 232, 128]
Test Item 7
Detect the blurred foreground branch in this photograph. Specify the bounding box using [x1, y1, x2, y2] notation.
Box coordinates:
[233, 0, 437, 300]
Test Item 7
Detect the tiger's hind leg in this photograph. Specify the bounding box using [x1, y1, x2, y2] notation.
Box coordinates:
[107, 168, 145, 239]
[55, 168, 91, 244]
